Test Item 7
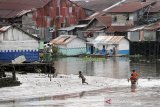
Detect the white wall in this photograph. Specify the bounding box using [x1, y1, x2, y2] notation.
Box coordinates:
[0, 27, 39, 51]
[119, 39, 129, 50]
[129, 13, 137, 21]
[0, 40, 39, 51]
[67, 38, 86, 48]
[2, 27, 33, 41]
[93, 38, 129, 52]
[95, 44, 103, 50]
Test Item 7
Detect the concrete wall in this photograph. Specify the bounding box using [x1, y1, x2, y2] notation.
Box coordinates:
[144, 31, 156, 41]
[111, 13, 134, 26]
[111, 10, 144, 26]
[118, 39, 129, 54]
[22, 12, 36, 34]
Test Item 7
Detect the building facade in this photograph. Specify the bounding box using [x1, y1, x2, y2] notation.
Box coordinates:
[0, 26, 40, 62]
[32, 0, 87, 41]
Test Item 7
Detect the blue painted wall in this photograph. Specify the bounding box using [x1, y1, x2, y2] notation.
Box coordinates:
[0, 50, 39, 63]
[118, 50, 129, 55]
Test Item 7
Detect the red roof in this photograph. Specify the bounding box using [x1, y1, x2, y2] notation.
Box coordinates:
[107, 1, 155, 13]
[107, 26, 132, 33]
[73, 0, 122, 11]
[86, 26, 106, 31]
[150, 1, 160, 13]
[0, 0, 50, 18]
[96, 16, 112, 28]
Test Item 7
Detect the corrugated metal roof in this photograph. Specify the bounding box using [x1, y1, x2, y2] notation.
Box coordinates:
[58, 24, 87, 31]
[49, 35, 77, 45]
[73, 0, 122, 11]
[127, 25, 146, 31]
[143, 21, 160, 30]
[16, 10, 33, 17]
[0, 26, 11, 32]
[0, 25, 39, 40]
[107, 1, 155, 13]
[149, 0, 160, 13]
[58, 26, 76, 31]
[89, 35, 125, 45]
[107, 26, 132, 33]
[0, 0, 50, 18]
[96, 16, 112, 28]
[86, 26, 106, 31]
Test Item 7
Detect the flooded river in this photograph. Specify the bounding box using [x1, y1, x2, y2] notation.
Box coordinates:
[0, 57, 160, 107]
[54, 57, 160, 79]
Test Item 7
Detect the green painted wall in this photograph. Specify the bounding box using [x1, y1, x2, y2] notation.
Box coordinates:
[59, 47, 86, 56]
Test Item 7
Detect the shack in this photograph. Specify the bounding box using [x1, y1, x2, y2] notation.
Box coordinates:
[49, 35, 86, 56]
[87, 35, 130, 56]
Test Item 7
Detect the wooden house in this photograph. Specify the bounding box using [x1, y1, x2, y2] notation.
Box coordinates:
[0, 26, 40, 62]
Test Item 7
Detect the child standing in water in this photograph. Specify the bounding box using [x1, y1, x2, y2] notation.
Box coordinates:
[131, 70, 139, 80]
[78, 71, 88, 84]
[130, 74, 137, 92]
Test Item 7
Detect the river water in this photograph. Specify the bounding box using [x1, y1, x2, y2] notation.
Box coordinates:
[54, 57, 160, 79]
[0, 57, 160, 107]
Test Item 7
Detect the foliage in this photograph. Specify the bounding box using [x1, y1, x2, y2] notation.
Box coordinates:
[39, 53, 45, 60]
[52, 46, 59, 55]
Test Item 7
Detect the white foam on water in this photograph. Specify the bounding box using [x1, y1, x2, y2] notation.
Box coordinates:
[0, 73, 160, 103]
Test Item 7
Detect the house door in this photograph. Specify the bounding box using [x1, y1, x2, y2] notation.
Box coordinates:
[90, 46, 94, 54]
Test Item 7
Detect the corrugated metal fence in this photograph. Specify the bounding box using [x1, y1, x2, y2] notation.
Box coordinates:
[130, 41, 160, 58]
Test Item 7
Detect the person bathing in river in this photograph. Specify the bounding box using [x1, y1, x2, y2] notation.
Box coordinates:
[78, 71, 88, 84]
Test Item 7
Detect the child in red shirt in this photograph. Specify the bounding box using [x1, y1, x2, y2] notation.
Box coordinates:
[130, 74, 137, 92]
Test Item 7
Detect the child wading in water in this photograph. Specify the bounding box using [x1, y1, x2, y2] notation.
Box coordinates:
[130, 74, 137, 92]
[78, 71, 88, 84]
[128, 69, 140, 92]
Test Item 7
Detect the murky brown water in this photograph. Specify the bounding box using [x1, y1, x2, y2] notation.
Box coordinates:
[1, 57, 160, 107]
[54, 57, 160, 79]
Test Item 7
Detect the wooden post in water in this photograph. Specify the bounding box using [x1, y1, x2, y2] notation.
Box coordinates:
[12, 64, 16, 81]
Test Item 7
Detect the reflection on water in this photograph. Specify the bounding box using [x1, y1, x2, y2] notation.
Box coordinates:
[54, 57, 160, 78]
[1, 87, 160, 107]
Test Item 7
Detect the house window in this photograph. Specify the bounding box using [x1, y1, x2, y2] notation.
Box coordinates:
[61, 23, 65, 27]
[69, 7, 72, 14]
[113, 16, 117, 22]
[126, 14, 129, 21]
